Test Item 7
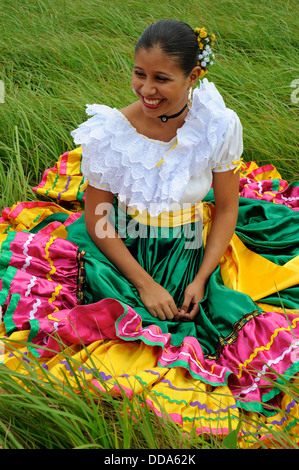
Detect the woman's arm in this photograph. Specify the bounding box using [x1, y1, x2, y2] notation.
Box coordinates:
[84, 184, 178, 320]
[178, 169, 240, 320]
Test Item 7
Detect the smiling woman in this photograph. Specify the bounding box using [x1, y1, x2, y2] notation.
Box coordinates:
[127, 20, 202, 141]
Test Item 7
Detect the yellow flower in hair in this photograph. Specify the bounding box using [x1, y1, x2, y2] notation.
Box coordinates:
[198, 41, 204, 50]
[199, 29, 208, 38]
[211, 34, 215, 41]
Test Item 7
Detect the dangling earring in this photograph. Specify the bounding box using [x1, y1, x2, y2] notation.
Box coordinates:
[188, 87, 194, 109]
[132, 88, 137, 95]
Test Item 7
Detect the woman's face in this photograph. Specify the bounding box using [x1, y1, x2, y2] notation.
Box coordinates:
[132, 45, 198, 119]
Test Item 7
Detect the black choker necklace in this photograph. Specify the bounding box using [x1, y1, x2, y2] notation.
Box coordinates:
[158, 103, 188, 123]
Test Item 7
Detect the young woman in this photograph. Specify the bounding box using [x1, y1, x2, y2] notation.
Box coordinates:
[70, 20, 242, 330]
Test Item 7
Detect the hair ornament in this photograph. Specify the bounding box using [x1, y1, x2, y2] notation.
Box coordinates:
[194, 27, 215, 77]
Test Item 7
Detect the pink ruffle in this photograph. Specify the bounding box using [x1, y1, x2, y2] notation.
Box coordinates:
[0, 231, 78, 332]
[239, 163, 299, 210]
[14, 295, 299, 407]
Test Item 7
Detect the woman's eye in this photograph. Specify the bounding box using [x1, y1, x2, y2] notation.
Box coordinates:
[135, 71, 145, 77]
[134, 71, 168, 82]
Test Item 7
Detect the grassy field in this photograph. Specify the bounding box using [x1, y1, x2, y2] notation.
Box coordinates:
[0, 0, 298, 449]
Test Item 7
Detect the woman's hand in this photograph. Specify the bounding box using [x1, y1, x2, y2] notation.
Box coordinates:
[137, 280, 178, 321]
[174, 169, 239, 323]
[175, 279, 206, 322]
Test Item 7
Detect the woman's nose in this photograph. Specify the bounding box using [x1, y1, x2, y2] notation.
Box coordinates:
[141, 79, 157, 96]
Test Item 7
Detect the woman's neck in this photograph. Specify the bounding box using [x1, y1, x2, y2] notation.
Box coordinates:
[120, 101, 189, 143]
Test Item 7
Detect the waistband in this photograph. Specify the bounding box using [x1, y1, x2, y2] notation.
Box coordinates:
[118, 201, 204, 227]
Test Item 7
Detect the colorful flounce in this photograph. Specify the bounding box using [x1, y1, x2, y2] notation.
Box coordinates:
[0, 146, 299, 447]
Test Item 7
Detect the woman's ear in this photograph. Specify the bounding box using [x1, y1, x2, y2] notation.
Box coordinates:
[188, 66, 201, 87]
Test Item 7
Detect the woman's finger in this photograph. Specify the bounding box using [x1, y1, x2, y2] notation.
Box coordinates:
[149, 309, 158, 318]
[180, 302, 200, 321]
[180, 292, 192, 316]
[155, 308, 166, 321]
[163, 304, 176, 320]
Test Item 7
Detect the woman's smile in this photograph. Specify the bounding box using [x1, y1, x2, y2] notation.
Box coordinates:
[141, 96, 165, 108]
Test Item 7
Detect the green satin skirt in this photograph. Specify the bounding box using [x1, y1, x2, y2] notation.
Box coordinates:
[66, 195, 265, 356]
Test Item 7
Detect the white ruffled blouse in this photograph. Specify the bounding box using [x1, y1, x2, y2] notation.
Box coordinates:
[71, 78, 243, 216]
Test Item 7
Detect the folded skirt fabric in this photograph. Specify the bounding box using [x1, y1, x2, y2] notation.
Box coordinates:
[0, 148, 299, 446]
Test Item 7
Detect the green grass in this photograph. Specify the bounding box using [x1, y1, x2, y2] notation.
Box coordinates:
[0, 0, 298, 450]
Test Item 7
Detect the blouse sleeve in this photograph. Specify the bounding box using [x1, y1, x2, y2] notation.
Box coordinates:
[211, 109, 243, 173]
[70, 104, 113, 192]
[80, 157, 112, 192]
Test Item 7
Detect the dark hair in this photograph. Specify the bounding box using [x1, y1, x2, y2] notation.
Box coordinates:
[135, 19, 199, 76]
